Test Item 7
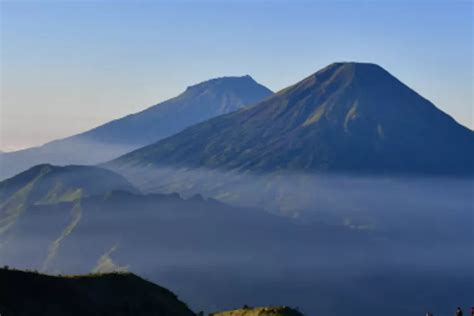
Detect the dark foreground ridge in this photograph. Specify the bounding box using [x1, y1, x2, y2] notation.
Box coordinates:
[0, 268, 302, 316]
[0, 268, 195, 316]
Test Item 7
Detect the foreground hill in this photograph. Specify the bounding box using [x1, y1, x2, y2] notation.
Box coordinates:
[110, 62, 474, 176]
[210, 306, 303, 316]
[0, 268, 195, 316]
[0, 76, 272, 180]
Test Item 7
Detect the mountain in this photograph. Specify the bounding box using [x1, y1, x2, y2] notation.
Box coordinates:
[0, 76, 272, 180]
[109, 62, 474, 176]
[0, 268, 195, 316]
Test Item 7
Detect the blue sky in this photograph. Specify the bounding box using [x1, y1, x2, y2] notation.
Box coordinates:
[1, 0, 472, 151]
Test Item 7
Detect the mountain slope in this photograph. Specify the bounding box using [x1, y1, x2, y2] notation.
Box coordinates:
[109, 62, 474, 176]
[0, 164, 138, 263]
[0, 76, 272, 180]
[0, 164, 138, 206]
[0, 268, 195, 316]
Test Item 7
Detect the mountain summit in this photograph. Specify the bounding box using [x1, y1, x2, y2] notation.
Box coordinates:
[78, 75, 272, 147]
[0, 75, 271, 180]
[110, 62, 473, 176]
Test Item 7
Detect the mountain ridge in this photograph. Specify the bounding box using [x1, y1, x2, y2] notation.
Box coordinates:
[0, 164, 138, 206]
[0, 268, 195, 316]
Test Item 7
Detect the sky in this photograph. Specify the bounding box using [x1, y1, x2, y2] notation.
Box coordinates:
[0, 0, 472, 152]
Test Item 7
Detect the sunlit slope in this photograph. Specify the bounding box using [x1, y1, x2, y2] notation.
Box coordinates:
[0, 76, 272, 180]
[0, 268, 195, 316]
[110, 62, 474, 176]
[0, 164, 138, 206]
[211, 306, 303, 316]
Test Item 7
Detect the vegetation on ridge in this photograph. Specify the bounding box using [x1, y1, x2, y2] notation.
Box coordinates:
[210, 306, 303, 316]
[0, 268, 195, 316]
[0, 268, 304, 316]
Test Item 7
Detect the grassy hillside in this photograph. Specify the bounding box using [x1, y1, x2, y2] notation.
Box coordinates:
[0, 164, 138, 206]
[0, 269, 306, 316]
[210, 306, 303, 316]
[0, 164, 139, 270]
[0, 268, 195, 316]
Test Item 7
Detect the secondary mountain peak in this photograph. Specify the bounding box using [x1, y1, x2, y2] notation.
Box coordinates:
[177, 75, 272, 111]
[110, 62, 473, 176]
[179, 75, 271, 113]
[0, 75, 272, 180]
[185, 75, 261, 92]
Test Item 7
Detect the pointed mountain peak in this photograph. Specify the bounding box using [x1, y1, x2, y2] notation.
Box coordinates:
[314, 62, 388, 76]
[296, 62, 391, 89]
[325, 61, 385, 70]
[272, 62, 402, 112]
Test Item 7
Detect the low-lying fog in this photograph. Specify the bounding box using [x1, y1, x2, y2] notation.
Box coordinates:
[1, 168, 473, 315]
[114, 165, 473, 233]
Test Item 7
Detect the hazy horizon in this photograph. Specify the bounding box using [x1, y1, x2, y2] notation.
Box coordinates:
[1, 0, 473, 151]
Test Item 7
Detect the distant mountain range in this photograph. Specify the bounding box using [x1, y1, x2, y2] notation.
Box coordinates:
[0, 163, 355, 271]
[0, 76, 272, 180]
[109, 62, 474, 176]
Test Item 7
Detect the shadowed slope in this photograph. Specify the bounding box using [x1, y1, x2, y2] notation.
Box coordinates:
[110, 62, 474, 176]
[0, 268, 195, 316]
